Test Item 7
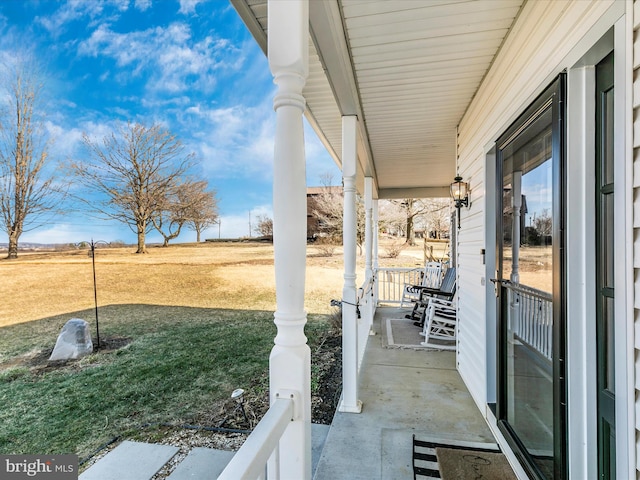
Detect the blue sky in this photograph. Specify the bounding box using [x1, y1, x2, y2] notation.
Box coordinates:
[1, 0, 340, 244]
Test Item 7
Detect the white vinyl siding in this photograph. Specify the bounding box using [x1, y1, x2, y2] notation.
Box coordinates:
[457, 0, 639, 476]
[456, 149, 487, 411]
[632, 1, 640, 475]
[456, 0, 616, 415]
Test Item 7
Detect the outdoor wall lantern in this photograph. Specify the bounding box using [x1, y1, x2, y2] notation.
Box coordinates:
[450, 175, 469, 229]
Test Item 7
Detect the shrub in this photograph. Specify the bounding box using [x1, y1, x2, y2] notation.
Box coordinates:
[384, 243, 404, 258]
[315, 239, 337, 257]
[328, 306, 342, 332]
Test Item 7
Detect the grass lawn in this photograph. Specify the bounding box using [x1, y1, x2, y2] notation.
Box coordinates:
[0, 304, 335, 459]
[0, 240, 434, 460]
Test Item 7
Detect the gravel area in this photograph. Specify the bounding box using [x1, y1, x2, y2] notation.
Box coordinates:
[150, 429, 248, 479]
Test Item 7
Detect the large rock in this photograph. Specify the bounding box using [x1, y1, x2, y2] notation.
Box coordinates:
[49, 318, 94, 361]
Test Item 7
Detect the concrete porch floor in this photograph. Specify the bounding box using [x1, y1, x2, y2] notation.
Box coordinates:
[313, 306, 497, 480]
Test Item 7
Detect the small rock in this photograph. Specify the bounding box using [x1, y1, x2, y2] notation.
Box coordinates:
[49, 318, 93, 361]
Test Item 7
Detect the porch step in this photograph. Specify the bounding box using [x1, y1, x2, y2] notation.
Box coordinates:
[80, 424, 331, 479]
[167, 448, 235, 479]
[79, 441, 179, 480]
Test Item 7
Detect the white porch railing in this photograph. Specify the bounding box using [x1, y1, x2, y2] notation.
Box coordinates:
[218, 395, 294, 480]
[375, 267, 424, 305]
[505, 281, 553, 361]
[376, 270, 553, 361]
[356, 274, 376, 367]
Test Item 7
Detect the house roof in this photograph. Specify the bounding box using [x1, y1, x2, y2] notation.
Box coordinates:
[231, 0, 525, 199]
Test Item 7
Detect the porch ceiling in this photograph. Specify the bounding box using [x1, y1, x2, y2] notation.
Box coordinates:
[231, 0, 524, 199]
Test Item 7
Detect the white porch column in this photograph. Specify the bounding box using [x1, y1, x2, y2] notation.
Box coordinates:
[340, 115, 362, 413]
[267, 1, 311, 478]
[364, 177, 374, 329]
[373, 200, 379, 271]
[364, 177, 373, 281]
[373, 200, 379, 305]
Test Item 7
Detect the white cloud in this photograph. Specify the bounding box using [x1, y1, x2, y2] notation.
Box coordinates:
[183, 98, 275, 180]
[35, 0, 134, 36]
[304, 121, 341, 187]
[134, 0, 152, 11]
[112, 0, 130, 12]
[181, 97, 340, 191]
[20, 221, 129, 245]
[178, 0, 206, 15]
[46, 118, 123, 167]
[77, 21, 240, 94]
[44, 120, 85, 158]
[36, 2, 99, 35]
[76, 119, 120, 141]
[205, 213, 245, 239]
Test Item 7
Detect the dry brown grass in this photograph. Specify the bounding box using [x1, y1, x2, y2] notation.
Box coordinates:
[502, 245, 553, 292]
[0, 240, 435, 328]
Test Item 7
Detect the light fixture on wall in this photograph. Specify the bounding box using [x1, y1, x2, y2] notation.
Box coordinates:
[450, 175, 469, 229]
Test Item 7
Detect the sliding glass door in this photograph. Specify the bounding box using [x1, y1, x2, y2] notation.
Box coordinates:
[595, 50, 615, 480]
[496, 76, 566, 479]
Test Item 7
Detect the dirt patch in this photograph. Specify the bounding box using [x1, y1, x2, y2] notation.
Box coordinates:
[1, 336, 132, 375]
[311, 333, 342, 424]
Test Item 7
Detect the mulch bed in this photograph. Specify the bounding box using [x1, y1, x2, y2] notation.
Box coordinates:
[193, 330, 343, 429]
[311, 332, 342, 424]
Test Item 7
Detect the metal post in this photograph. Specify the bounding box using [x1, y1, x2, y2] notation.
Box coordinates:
[90, 239, 100, 350]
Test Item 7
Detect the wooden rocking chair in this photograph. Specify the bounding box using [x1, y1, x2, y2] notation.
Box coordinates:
[405, 267, 456, 325]
[400, 261, 442, 308]
[419, 297, 457, 350]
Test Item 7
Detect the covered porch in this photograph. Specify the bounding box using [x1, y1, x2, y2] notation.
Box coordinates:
[313, 305, 496, 480]
[223, 0, 639, 479]
[220, 0, 527, 478]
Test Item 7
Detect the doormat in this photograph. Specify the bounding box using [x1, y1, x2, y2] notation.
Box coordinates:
[383, 318, 451, 351]
[436, 447, 517, 479]
[412, 436, 515, 479]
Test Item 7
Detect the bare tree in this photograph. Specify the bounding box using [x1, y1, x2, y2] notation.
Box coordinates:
[389, 199, 433, 245]
[309, 184, 344, 242]
[254, 214, 273, 237]
[0, 57, 64, 259]
[73, 122, 194, 253]
[378, 200, 406, 237]
[183, 180, 218, 243]
[151, 179, 194, 247]
[310, 184, 365, 250]
[533, 208, 552, 237]
[421, 198, 451, 239]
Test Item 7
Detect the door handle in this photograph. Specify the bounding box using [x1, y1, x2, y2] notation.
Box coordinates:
[489, 277, 502, 297]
